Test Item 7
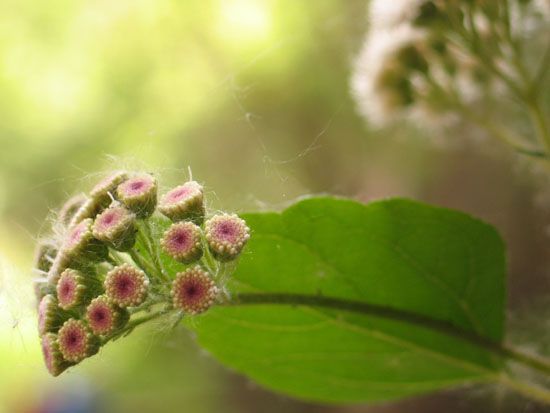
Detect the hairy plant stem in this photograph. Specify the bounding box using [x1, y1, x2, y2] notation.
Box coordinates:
[527, 98, 550, 158]
[128, 248, 159, 281]
[224, 292, 550, 404]
[444, 4, 550, 166]
[140, 220, 167, 280]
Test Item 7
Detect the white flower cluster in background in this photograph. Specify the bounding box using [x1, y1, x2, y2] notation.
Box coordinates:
[351, 0, 549, 142]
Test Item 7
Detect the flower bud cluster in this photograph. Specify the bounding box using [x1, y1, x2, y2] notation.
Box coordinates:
[33, 170, 250, 376]
[351, 0, 549, 135]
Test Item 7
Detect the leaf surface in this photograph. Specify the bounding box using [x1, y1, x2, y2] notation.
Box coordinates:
[190, 197, 506, 403]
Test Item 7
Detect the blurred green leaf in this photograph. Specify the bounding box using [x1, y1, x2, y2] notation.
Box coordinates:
[191, 197, 506, 403]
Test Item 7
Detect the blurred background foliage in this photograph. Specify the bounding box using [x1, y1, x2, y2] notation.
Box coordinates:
[0, 0, 549, 412]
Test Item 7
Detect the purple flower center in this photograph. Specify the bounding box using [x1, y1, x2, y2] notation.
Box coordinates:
[131, 181, 144, 191]
[214, 221, 238, 243]
[120, 177, 152, 197]
[95, 208, 125, 232]
[168, 230, 192, 251]
[91, 306, 111, 330]
[114, 274, 135, 298]
[168, 186, 192, 202]
[180, 278, 205, 304]
[62, 326, 85, 353]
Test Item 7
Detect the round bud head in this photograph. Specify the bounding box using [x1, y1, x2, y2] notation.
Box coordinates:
[171, 266, 218, 314]
[34, 240, 58, 273]
[63, 218, 108, 262]
[57, 269, 94, 310]
[93, 206, 136, 251]
[41, 333, 72, 377]
[38, 295, 66, 336]
[117, 174, 158, 218]
[205, 214, 250, 261]
[90, 171, 128, 205]
[69, 197, 103, 228]
[161, 222, 203, 264]
[57, 319, 100, 363]
[158, 181, 205, 224]
[59, 194, 87, 226]
[104, 264, 149, 307]
[86, 296, 129, 336]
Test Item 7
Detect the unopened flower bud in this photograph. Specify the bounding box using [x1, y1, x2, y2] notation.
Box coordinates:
[93, 206, 136, 251]
[38, 295, 67, 336]
[161, 222, 203, 264]
[158, 181, 204, 224]
[69, 197, 103, 227]
[57, 319, 100, 363]
[86, 296, 129, 336]
[57, 268, 99, 310]
[117, 174, 157, 218]
[34, 240, 58, 273]
[171, 266, 218, 314]
[90, 171, 128, 206]
[59, 194, 87, 226]
[205, 214, 250, 261]
[104, 264, 149, 307]
[41, 333, 73, 377]
[63, 218, 108, 262]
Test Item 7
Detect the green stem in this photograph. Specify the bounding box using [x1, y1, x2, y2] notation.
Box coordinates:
[225, 293, 550, 404]
[106, 307, 175, 342]
[527, 99, 550, 157]
[201, 237, 219, 277]
[137, 221, 168, 281]
[142, 220, 166, 277]
[531, 39, 550, 95]
[422, 71, 547, 159]
[460, 106, 547, 159]
[128, 248, 158, 280]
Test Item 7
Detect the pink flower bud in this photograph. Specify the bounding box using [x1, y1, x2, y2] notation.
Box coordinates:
[57, 268, 98, 310]
[63, 218, 108, 262]
[57, 319, 100, 363]
[90, 171, 128, 204]
[38, 295, 67, 336]
[158, 181, 204, 224]
[104, 264, 149, 307]
[161, 222, 203, 264]
[93, 206, 136, 251]
[205, 214, 250, 261]
[171, 266, 218, 314]
[117, 174, 158, 218]
[41, 333, 72, 377]
[86, 296, 129, 336]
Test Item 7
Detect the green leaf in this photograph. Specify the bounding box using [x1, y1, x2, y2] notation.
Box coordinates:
[190, 197, 506, 403]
